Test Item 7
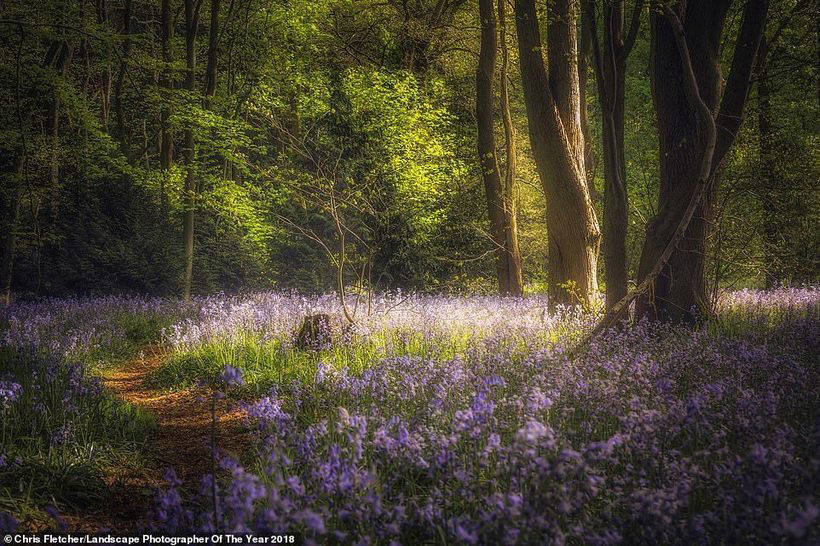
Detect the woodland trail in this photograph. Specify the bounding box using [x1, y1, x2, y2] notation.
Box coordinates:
[63, 346, 251, 533]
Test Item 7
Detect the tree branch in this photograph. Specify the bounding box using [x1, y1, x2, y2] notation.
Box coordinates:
[576, 2, 718, 344]
[622, 0, 645, 56]
[711, 0, 768, 173]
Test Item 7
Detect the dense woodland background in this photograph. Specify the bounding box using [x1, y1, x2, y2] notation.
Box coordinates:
[0, 0, 817, 309]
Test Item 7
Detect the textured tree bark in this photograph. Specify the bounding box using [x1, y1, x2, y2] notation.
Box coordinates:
[579, 0, 767, 342]
[635, 0, 767, 323]
[514, 0, 600, 305]
[476, 0, 523, 295]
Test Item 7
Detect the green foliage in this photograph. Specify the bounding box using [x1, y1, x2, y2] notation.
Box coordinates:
[0, 348, 153, 517]
[0, 0, 816, 299]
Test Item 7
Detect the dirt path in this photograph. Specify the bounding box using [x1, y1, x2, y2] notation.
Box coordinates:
[65, 346, 251, 532]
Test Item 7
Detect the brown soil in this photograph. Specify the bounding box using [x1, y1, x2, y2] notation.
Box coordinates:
[62, 346, 252, 533]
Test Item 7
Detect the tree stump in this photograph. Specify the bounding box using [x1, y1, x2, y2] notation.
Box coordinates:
[294, 314, 333, 350]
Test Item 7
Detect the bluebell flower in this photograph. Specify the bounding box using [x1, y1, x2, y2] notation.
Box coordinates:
[220, 365, 244, 387]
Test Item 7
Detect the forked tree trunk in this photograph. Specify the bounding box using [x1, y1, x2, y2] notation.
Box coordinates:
[635, 0, 767, 322]
[476, 0, 523, 295]
[514, 0, 600, 305]
[584, 0, 643, 310]
[578, 0, 767, 342]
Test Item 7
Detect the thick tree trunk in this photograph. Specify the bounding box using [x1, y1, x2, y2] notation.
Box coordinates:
[636, 4, 728, 322]
[580, 0, 767, 341]
[514, 0, 600, 305]
[636, 0, 766, 322]
[476, 0, 523, 295]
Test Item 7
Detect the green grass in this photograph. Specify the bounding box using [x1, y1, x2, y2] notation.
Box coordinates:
[0, 348, 155, 523]
[77, 310, 175, 372]
[148, 327, 484, 396]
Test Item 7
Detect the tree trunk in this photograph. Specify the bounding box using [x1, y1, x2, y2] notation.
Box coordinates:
[159, 0, 174, 176]
[476, 0, 509, 293]
[497, 0, 523, 295]
[204, 0, 221, 100]
[95, 0, 112, 128]
[636, 0, 767, 322]
[181, 0, 199, 300]
[514, 0, 600, 305]
[584, 0, 641, 310]
[114, 0, 132, 153]
[476, 0, 523, 295]
[3, 39, 72, 303]
[578, 0, 596, 188]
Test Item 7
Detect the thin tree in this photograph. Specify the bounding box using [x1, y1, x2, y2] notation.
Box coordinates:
[583, 0, 644, 310]
[2, 33, 70, 304]
[113, 0, 132, 153]
[181, 0, 200, 300]
[477, 0, 523, 295]
[497, 0, 523, 295]
[158, 0, 174, 179]
[753, 1, 811, 287]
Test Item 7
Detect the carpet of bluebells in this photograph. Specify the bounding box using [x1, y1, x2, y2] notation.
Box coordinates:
[1, 288, 818, 543]
[0, 298, 158, 528]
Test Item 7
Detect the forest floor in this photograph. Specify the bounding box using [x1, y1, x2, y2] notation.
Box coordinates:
[62, 347, 251, 532]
